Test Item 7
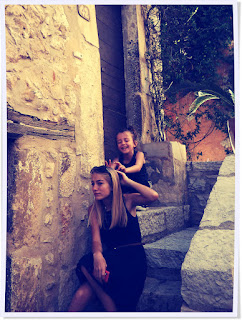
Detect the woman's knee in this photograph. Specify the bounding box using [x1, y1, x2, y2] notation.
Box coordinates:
[76, 283, 94, 300]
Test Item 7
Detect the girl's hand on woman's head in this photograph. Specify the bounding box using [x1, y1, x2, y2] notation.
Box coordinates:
[114, 162, 126, 172]
[105, 160, 119, 170]
[105, 160, 113, 168]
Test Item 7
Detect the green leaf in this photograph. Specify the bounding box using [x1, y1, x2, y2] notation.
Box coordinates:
[229, 89, 235, 104]
[187, 92, 220, 120]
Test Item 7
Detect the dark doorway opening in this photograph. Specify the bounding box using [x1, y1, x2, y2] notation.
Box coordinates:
[96, 5, 126, 160]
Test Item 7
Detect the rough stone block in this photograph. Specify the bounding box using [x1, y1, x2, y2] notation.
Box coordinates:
[59, 149, 76, 198]
[10, 145, 44, 249]
[188, 177, 206, 192]
[186, 161, 222, 172]
[170, 141, 187, 162]
[144, 228, 197, 270]
[142, 142, 169, 158]
[152, 182, 186, 206]
[137, 207, 166, 243]
[165, 206, 185, 232]
[200, 175, 235, 229]
[137, 277, 183, 312]
[181, 229, 234, 312]
[138, 206, 189, 243]
[147, 266, 181, 281]
[218, 154, 235, 176]
[183, 205, 190, 222]
[10, 256, 43, 312]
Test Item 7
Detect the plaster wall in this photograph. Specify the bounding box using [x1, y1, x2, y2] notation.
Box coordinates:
[6, 4, 104, 312]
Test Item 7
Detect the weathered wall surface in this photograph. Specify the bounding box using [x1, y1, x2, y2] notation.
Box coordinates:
[142, 141, 188, 207]
[122, 5, 157, 144]
[6, 4, 104, 312]
[181, 154, 235, 312]
[186, 160, 222, 225]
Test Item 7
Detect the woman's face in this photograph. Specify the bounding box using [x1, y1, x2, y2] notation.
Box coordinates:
[91, 173, 112, 201]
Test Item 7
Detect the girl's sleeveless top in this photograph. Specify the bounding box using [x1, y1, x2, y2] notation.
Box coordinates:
[119, 150, 149, 193]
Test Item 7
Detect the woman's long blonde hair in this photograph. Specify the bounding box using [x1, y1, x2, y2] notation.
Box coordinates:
[88, 166, 128, 229]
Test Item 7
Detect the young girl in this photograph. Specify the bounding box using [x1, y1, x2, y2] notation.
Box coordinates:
[106, 126, 150, 194]
[68, 166, 158, 312]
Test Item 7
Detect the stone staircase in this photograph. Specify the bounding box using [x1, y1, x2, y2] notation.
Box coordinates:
[136, 205, 198, 312]
[137, 226, 197, 312]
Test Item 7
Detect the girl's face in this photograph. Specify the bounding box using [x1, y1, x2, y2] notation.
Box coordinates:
[116, 131, 137, 155]
[91, 173, 112, 201]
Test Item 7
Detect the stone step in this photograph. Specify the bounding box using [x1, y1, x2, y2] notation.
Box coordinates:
[137, 228, 198, 312]
[137, 205, 190, 243]
[137, 277, 183, 312]
[144, 227, 198, 280]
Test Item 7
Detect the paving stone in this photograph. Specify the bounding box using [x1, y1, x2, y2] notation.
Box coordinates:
[137, 277, 183, 312]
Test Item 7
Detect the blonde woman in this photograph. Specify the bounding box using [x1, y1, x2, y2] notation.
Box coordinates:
[68, 166, 158, 312]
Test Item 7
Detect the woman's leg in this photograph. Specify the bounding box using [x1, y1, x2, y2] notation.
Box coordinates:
[81, 266, 117, 312]
[68, 282, 95, 312]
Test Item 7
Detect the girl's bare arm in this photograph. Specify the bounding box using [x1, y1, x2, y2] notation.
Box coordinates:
[124, 151, 145, 174]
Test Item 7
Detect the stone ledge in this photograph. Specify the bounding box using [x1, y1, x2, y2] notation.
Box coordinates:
[144, 227, 197, 270]
[137, 205, 190, 244]
[186, 161, 222, 172]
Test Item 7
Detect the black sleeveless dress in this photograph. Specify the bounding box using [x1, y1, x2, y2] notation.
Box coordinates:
[119, 150, 150, 193]
[76, 207, 147, 311]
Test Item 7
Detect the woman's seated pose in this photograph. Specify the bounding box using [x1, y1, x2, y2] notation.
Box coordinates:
[68, 165, 158, 312]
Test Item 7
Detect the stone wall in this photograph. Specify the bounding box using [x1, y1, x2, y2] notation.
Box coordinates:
[121, 5, 157, 143]
[181, 154, 235, 312]
[6, 5, 104, 312]
[143, 141, 188, 207]
[186, 160, 222, 225]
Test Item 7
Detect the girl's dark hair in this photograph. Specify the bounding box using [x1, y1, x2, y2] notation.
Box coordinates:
[116, 126, 138, 142]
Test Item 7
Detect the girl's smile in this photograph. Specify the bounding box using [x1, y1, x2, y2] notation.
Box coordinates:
[116, 131, 137, 155]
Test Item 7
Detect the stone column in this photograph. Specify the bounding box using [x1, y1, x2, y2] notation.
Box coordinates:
[143, 141, 188, 207]
[121, 5, 156, 143]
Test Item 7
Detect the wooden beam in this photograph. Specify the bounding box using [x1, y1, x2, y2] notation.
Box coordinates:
[7, 106, 75, 140]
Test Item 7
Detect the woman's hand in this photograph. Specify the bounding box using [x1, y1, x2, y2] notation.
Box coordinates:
[93, 251, 107, 283]
[117, 170, 130, 185]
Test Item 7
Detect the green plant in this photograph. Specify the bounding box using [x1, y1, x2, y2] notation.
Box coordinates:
[187, 85, 234, 120]
[142, 4, 234, 157]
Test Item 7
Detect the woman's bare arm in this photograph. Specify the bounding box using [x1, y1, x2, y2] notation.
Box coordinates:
[89, 206, 107, 282]
[117, 171, 158, 211]
[124, 151, 145, 174]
